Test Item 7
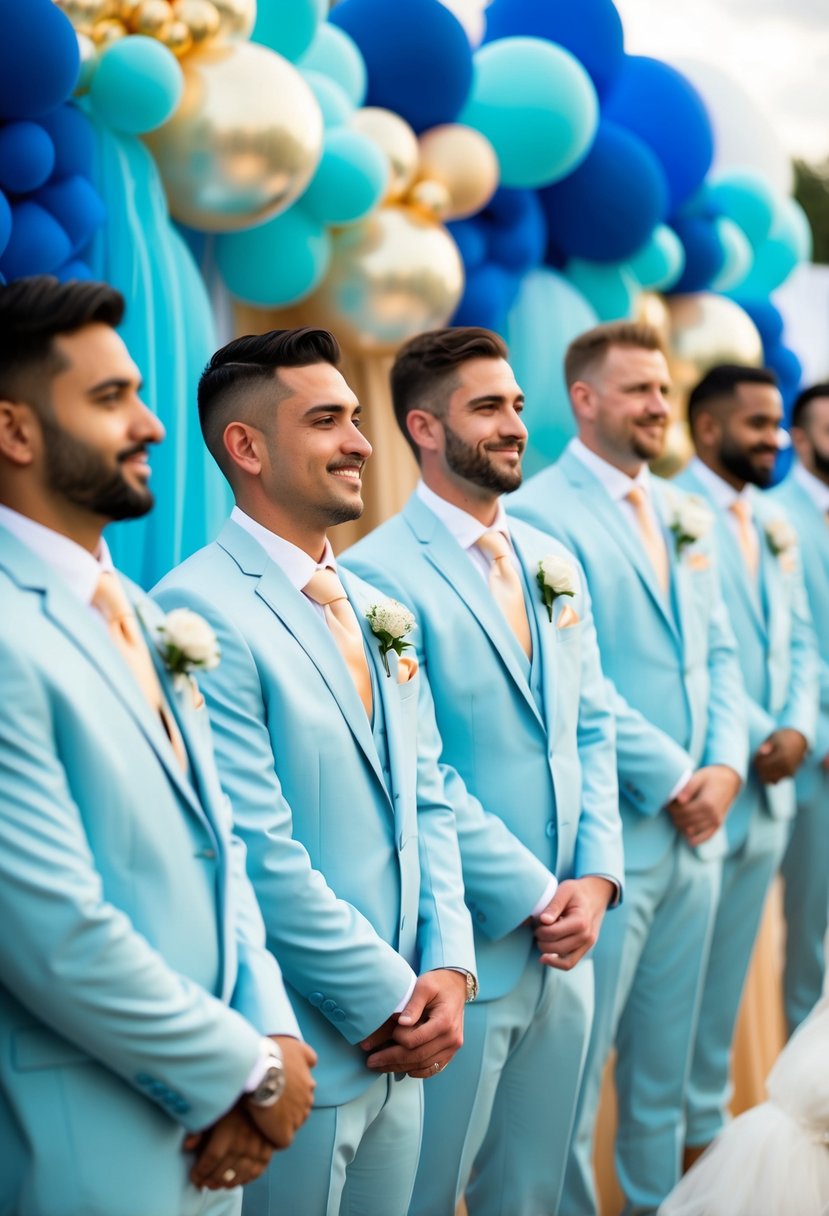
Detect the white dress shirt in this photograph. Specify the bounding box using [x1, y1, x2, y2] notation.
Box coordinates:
[687, 456, 755, 546]
[794, 463, 829, 514]
[0, 504, 114, 619]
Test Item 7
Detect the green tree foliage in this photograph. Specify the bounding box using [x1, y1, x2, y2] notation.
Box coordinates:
[795, 160, 829, 264]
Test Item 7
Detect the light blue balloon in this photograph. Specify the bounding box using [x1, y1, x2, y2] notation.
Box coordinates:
[728, 193, 807, 297]
[216, 206, 331, 306]
[565, 258, 639, 322]
[505, 267, 598, 475]
[707, 170, 776, 250]
[302, 127, 387, 225]
[252, 0, 327, 64]
[300, 22, 368, 106]
[459, 36, 598, 189]
[627, 223, 685, 291]
[780, 196, 812, 262]
[710, 216, 753, 292]
[301, 70, 354, 128]
[88, 36, 183, 135]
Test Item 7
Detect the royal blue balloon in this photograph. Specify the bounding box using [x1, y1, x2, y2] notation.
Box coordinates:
[0, 200, 71, 279]
[89, 37, 184, 135]
[603, 56, 713, 214]
[216, 206, 331, 306]
[0, 189, 11, 257]
[301, 127, 387, 225]
[0, 0, 80, 120]
[627, 223, 685, 291]
[451, 261, 520, 334]
[37, 175, 107, 254]
[564, 257, 639, 322]
[301, 70, 354, 128]
[330, 0, 473, 133]
[733, 299, 784, 349]
[252, 0, 326, 63]
[446, 217, 488, 271]
[300, 22, 367, 106]
[485, 188, 547, 272]
[765, 342, 802, 390]
[540, 120, 668, 263]
[38, 103, 96, 178]
[669, 216, 726, 293]
[55, 258, 93, 282]
[0, 121, 55, 193]
[483, 0, 624, 99]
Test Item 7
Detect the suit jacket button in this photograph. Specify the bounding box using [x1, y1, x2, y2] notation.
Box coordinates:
[331, 1008, 346, 1022]
[308, 991, 324, 1007]
[321, 999, 336, 1014]
[476, 910, 486, 924]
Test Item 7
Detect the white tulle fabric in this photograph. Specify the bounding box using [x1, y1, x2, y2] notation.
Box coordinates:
[660, 989, 829, 1216]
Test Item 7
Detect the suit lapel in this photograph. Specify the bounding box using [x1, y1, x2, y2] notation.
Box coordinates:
[403, 496, 543, 728]
[510, 525, 557, 734]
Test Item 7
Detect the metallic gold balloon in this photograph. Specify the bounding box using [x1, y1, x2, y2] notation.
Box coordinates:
[117, 0, 142, 21]
[55, 0, 117, 33]
[132, 0, 173, 37]
[416, 124, 498, 221]
[350, 108, 420, 203]
[74, 31, 99, 94]
[91, 15, 129, 44]
[171, 0, 220, 45]
[161, 17, 193, 55]
[293, 205, 464, 355]
[211, 0, 256, 41]
[666, 293, 763, 409]
[144, 42, 323, 232]
[407, 178, 452, 223]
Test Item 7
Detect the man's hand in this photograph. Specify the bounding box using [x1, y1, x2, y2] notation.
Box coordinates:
[358, 1014, 399, 1056]
[184, 1104, 273, 1190]
[754, 729, 809, 784]
[534, 876, 615, 970]
[666, 764, 741, 847]
[245, 1037, 317, 1151]
[363, 969, 467, 1078]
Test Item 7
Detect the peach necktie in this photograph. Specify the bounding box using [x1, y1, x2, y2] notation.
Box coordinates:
[303, 568, 373, 718]
[476, 530, 533, 660]
[730, 498, 759, 578]
[626, 485, 670, 595]
[92, 571, 188, 771]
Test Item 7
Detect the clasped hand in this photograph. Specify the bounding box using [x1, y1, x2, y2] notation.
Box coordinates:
[359, 969, 467, 1079]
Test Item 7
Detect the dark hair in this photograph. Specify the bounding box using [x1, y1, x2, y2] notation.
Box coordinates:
[0, 275, 125, 413]
[198, 327, 341, 475]
[687, 364, 778, 432]
[791, 382, 829, 430]
[564, 321, 665, 388]
[390, 326, 508, 458]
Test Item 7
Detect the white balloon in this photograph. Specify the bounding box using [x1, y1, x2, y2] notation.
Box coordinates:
[672, 57, 793, 197]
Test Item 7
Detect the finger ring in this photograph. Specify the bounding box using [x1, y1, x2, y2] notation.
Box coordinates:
[432, 1061, 441, 1074]
[222, 1168, 237, 1184]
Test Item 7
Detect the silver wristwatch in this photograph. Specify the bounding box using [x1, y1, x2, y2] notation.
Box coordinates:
[246, 1039, 286, 1108]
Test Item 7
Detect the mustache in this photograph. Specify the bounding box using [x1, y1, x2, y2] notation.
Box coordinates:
[485, 440, 526, 453]
[117, 443, 151, 464]
[327, 459, 365, 472]
[749, 446, 778, 458]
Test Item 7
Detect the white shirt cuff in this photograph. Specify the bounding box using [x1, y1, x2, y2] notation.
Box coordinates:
[243, 1040, 273, 1094]
[667, 767, 694, 804]
[392, 975, 418, 1016]
[530, 875, 559, 920]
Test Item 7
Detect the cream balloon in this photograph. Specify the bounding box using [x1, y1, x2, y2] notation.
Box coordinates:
[211, 0, 256, 41]
[666, 293, 763, 414]
[417, 123, 498, 221]
[145, 42, 323, 231]
[295, 205, 464, 354]
[407, 178, 452, 223]
[350, 108, 420, 203]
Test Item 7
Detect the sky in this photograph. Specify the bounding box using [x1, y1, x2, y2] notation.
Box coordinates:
[614, 0, 829, 164]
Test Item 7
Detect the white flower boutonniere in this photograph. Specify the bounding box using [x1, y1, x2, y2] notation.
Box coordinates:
[667, 494, 712, 556]
[157, 608, 221, 687]
[537, 555, 577, 622]
[365, 598, 416, 677]
[765, 518, 798, 558]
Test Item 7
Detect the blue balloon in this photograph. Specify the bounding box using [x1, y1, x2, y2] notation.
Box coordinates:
[564, 258, 639, 322]
[0, 188, 11, 258]
[89, 37, 184, 135]
[603, 56, 713, 214]
[710, 216, 753, 293]
[540, 120, 668, 263]
[0, 0, 79, 120]
[36, 174, 107, 254]
[252, 0, 326, 63]
[0, 200, 71, 279]
[707, 171, 776, 250]
[216, 206, 331, 306]
[55, 258, 93, 282]
[485, 187, 547, 272]
[459, 36, 598, 189]
[446, 217, 488, 271]
[330, 0, 473, 133]
[39, 103, 96, 179]
[733, 299, 784, 349]
[451, 261, 520, 334]
[301, 70, 355, 128]
[627, 223, 685, 291]
[300, 22, 368, 106]
[301, 127, 387, 225]
[0, 121, 55, 193]
[483, 0, 624, 99]
[765, 342, 802, 391]
[729, 232, 798, 298]
[669, 216, 725, 293]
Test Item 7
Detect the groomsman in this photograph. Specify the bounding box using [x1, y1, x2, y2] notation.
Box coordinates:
[510, 322, 747, 1215]
[774, 383, 829, 1031]
[343, 326, 623, 1216]
[676, 364, 818, 1159]
[154, 327, 475, 1216]
[0, 277, 314, 1216]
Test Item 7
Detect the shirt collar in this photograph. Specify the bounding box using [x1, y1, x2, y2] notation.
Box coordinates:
[793, 463, 829, 513]
[416, 480, 510, 551]
[689, 456, 753, 511]
[0, 504, 113, 605]
[569, 437, 652, 503]
[231, 505, 336, 591]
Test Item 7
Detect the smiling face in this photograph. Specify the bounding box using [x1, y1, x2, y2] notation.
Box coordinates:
[573, 343, 672, 473]
[712, 382, 784, 488]
[792, 394, 829, 485]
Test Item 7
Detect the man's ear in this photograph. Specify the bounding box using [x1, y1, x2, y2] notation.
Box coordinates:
[0, 399, 40, 467]
[569, 380, 595, 422]
[406, 408, 443, 454]
[223, 421, 264, 477]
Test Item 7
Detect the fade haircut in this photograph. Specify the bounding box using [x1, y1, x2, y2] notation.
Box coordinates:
[687, 364, 778, 434]
[791, 382, 829, 430]
[564, 321, 665, 389]
[198, 327, 341, 477]
[390, 326, 508, 459]
[0, 275, 125, 418]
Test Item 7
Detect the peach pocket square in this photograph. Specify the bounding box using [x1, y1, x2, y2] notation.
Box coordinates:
[687, 552, 711, 572]
[556, 603, 581, 630]
[397, 655, 419, 683]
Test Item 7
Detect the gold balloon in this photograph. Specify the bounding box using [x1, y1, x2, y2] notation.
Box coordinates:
[161, 17, 193, 55]
[666, 293, 763, 408]
[145, 42, 323, 231]
[211, 0, 256, 41]
[293, 205, 464, 355]
[350, 108, 420, 203]
[91, 15, 129, 43]
[407, 178, 452, 223]
[55, 0, 117, 33]
[171, 0, 220, 45]
[417, 124, 498, 221]
[132, 0, 173, 36]
[74, 31, 99, 94]
[117, 0, 142, 21]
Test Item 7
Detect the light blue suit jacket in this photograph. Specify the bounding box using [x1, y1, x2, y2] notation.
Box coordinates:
[676, 467, 819, 848]
[510, 446, 749, 872]
[0, 526, 297, 1216]
[772, 470, 829, 801]
[342, 495, 623, 1002]
[154, 520, 474, 1105]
